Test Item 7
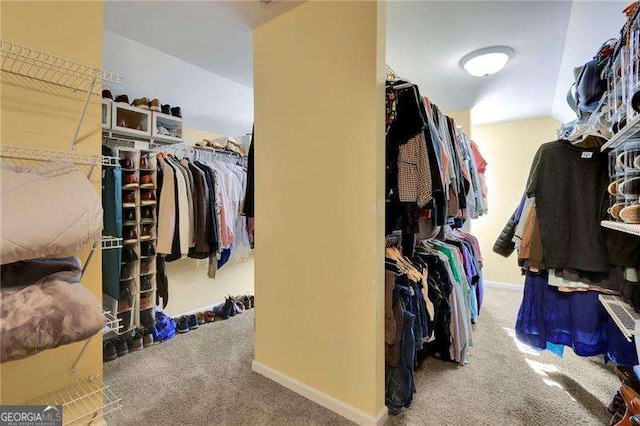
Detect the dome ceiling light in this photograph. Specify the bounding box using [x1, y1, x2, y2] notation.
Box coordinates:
[460, 46, 515, 77]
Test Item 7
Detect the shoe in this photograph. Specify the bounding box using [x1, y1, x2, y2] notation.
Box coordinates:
[117, 298, 130, 313]
[122, 191, 136, 207]
[141, 242, 156, 257]
[140, 259, 153, 275]
[170, 106, 182, 118]
[122, 173, 139, 189]
[141, 275, 153, 291]
[115, 94, 129, 104]
[122, 247, 138, 263]
[196, 312, 205, 325]
[161, 104, 171, 115]
[141, 190, 156, 205]
[142, 328, 154, 347]
[140, 224, 153, 241]
[132, 97, 149, 109]
[128, 329, 144, 352]
[140, 294, 153, 310]
[140, 174, 154, 188]
[123, 208, 137, 224]
[620, 177, 640, 196]
[102, 90, 113, 100]
[213, 297, 235, 320]
[204, 310, 216, 323]
[103, 340, 118, 361]
[149, 98, 161, 112]
[241, 295, 251, 310]
[249, 295, 254, 308]
[177, 316, 190, 333]
[120, 157, 135, 170]
[188, 314, 199, 330]
[117, 310, 132, 329]
[141, 207, 155, 222]
[120, 265, 134, 282]
[123, 227, 138, 244]
[139, 155, 151, 169]
[610, 202, 626, 220]
[115, 338, 129, 357]
[620, 204, 640, 224]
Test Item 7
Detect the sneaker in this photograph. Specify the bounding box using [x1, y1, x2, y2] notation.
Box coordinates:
[115, 338, 129, 357]
[196, 312, 205, 325]
[161, 104, 171, 115]
[149, 98, 161, 112]
[204, 310, 216, 323]
[142, 329, 154, 347]
[188, 314, 199, 330]
[132, 97, 149, 109]
[103, 340, 118, 361]
[177, 316, 190, 333]
[128, 329, 143, 352]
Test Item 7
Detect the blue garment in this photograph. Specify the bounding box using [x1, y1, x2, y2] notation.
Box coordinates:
[218, 248, 231, 268]
[385, 286, 416, 414]
[152, 311, 176, 342]
[516, 271, 637, 365]
[514, 194, 527, 223]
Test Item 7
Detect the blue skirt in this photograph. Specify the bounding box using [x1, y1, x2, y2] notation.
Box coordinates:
[515, 270, 637, 365]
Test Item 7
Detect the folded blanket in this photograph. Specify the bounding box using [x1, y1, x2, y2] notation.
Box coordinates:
[1, 279, 103, 363]
[1, 256, 82, 288]
[1, 161, 102, 265]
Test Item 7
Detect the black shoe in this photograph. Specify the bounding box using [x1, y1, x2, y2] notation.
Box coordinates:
[140, 308, 155, 329]
[115, 338, 129, 356]
[123, 208, 136, 223]
[177, 316, 189, 333]
[122, 247, 138, 263]
[102, 90, 113, 100]
[103, 340, 118, 361]
[140, 224, 153, 240]
[115, 94, 129, 104]
[128, 329, 144, 352]
[141, 242, 155, 257]
[170, 106, 182, 118]
[161, 104, 171, 115]
[141, 275, 153, 291]
[118, 310, 132, 330]
[141, 206, 155, 222]
[119, 285, 133, 306]
[188, 314, 199, 330]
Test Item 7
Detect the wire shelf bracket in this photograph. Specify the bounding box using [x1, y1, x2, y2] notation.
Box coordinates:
[0, 39, 123, 151]
[26, 375, 122, 425]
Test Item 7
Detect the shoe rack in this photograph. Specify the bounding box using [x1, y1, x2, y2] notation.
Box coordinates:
[115, 146, 158, 334]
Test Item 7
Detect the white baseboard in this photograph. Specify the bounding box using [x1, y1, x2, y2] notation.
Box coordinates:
[252, 360, 388, 426]
[484, 280, 523, 290]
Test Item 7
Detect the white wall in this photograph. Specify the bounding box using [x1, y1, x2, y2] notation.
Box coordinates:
[103, 30, 253, 136]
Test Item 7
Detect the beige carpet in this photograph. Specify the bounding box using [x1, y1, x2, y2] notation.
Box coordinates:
[105, 286, 618, 425]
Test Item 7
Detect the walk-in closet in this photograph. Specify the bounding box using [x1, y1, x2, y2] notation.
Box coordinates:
[2, 1, 640, 425]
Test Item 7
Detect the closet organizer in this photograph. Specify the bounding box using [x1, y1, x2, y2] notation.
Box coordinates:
[384, 68, 488, 414]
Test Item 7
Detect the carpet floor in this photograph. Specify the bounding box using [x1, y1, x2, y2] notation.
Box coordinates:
[105, 285, 618, 425]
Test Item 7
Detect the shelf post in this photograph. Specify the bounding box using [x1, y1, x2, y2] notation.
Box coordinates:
[70, 75, 97, 151]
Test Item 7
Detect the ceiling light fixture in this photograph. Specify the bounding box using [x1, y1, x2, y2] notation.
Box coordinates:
[460, 46, 514, 77]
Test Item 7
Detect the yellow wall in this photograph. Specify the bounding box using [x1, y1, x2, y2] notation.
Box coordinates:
[253, 1, 386, 420]
[471, 116, 560, 285]
[182, 127, 220, 146]
[448, 108, 471, 136]
[0, 1, 104, 404]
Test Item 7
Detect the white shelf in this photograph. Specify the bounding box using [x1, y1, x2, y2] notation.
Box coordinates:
[601, 114, 640, 151]
[599, 295, 640, 342]
[601, 220, 640, 237]
[103, 310, 122, 334]
[0, 39, 122, 94]
[101, 236, 123, 250]
[0, 145, 119, 167]
[26, 375, 122, 425]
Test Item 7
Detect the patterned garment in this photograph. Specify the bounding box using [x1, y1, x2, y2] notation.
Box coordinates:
[397, 132, 433, 208]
